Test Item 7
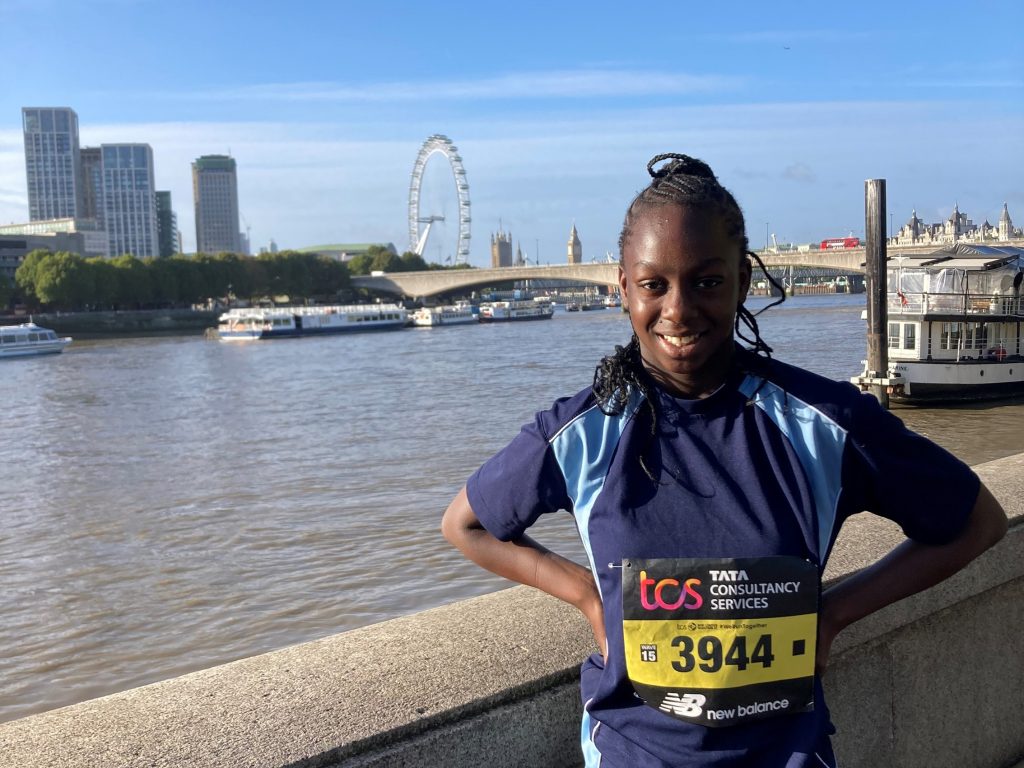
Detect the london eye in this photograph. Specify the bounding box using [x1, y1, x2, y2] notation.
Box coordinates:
[408, 134, 471, 264]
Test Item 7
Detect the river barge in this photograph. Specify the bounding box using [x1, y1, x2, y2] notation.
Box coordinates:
[410, 304, 479, 327]
[478, 300, 554, 322]
[852, 244, 1023, 403]
[217, 304, 408, 341]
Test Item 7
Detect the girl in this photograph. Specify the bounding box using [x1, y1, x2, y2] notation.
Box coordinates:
[442, 153, 1007, 767]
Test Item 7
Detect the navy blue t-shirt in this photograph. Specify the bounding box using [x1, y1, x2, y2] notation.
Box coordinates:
[466, 351, 978, 768]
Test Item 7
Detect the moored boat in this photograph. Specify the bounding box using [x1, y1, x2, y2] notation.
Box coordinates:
[852, 244, 1024, 403]
[411, 304, 479, 327]
[478, 300, 554, 322]
[0, 322, 72, 358]
[217, 304, 408, 341]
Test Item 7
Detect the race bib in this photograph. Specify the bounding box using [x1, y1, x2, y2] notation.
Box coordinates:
[621, 556, 818, 727]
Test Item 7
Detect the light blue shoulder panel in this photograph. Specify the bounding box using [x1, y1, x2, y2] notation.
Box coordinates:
[739, 376, 849, 560]
[549, 391, 642, 598]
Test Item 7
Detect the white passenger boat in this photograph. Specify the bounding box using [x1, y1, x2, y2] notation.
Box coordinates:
[217, 304, 408, 341]
[411, 304, 479, 327]
[0, 322, 72, 358]
[478, 300, 554, 322]
[852, 244, 1024, 403]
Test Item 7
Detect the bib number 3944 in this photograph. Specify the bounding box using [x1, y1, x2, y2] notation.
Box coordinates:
[621, 556, 818, 728]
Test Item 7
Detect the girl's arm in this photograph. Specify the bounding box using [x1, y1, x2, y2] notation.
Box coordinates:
[817, 482, 1008, 674]
[441, 486, 607, 658]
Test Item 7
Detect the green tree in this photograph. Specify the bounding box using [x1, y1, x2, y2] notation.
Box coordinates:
[34, 252, 94, 309]
[400, 251, 428, 272]
[171, 257, 207, 306]
[0, 273, 12, 309]
[86, 257, 119, 309]
[14, 248, 53, 306]
[146, 256, 180, 306]
[346, 253, 373, 276]
[111, 254, 153, 307]
[370, 249, 402, 273]
[307, 254, 351, 298]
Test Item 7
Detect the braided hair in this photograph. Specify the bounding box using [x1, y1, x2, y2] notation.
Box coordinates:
[593, 153, 785, 479]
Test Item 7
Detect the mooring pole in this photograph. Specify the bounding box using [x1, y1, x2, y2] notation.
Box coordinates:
[865, 179, 889, 408]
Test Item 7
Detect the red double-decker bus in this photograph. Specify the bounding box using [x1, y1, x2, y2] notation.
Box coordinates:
[820, 237, 860, 250]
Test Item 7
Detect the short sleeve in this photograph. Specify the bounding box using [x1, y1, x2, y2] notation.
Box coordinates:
[843, 394, 979, 545]
[466, 411, 572, 542]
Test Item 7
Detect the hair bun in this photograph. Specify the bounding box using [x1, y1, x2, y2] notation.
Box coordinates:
[647, 153, 717, 181]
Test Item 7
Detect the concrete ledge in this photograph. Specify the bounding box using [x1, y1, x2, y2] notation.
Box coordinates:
[1, 453, 1022, 768]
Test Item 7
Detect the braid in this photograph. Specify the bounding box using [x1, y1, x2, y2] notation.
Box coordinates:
[592, 335, 659, 480]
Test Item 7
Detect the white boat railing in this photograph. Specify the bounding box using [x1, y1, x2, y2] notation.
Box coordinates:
[888, 292, 1024, 317]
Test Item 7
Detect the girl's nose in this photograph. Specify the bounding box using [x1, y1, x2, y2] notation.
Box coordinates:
[661, 286, 695, 322]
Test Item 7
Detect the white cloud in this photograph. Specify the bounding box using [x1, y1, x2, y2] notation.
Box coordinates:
[783, 163, 817, 183]
[161, 69, 744, 104]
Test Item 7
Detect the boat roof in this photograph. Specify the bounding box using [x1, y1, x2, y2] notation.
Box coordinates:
[1, 322, 51, 332]
[889, 244, 1024, 271]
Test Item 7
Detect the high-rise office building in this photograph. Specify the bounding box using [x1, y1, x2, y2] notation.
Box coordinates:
[78, 146, 103, 225]
[101, 144, 158, 258]
[192, 155, 241, 254]
[22, 107, 82, 221]
[155, 191, 177, 257]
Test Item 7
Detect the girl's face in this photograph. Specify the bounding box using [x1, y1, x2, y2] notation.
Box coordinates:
[619, 204, 751, 399]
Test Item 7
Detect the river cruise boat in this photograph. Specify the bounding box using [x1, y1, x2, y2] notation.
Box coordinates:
[217, 304, 408, 341]
[0, 322, 72, 358]
[479, 300, 554, 322]
[852, 244, 1024, 403]
[410, 304, 479, 327]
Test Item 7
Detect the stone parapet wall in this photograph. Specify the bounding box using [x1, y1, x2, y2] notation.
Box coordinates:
[1, 453, 1022, 768]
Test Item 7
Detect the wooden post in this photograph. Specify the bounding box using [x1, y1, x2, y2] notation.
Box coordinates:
[865, 179, 889, 408]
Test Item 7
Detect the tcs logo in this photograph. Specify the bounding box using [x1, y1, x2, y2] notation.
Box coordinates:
[639, 570, 703, 611]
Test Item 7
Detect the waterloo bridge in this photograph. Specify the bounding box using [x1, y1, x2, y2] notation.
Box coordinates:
[351, 244, 944, 300]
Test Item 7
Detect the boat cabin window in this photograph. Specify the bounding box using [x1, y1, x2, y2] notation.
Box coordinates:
[966, 322, 988, 351]
[888, 322, 900, 349]
[902, 324, 916, 350]
[940, 323, 961, 351]
[28, 332, 40, 342]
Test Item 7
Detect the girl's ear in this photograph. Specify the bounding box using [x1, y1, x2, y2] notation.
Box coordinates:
[738, 255, 752, 298]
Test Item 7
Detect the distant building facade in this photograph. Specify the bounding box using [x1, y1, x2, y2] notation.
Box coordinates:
[294, 243, 397, 261]
[567, 223, 582, 264]
[22, 107, 82, 221]
[78, 146, 103, 226]
[0, 232, 88, 280]
[0, 219, 107, 257]
[192, 155, 241, 254]
[155, 191, 177, 257]
[101, 144, 158, 258]
[894, 203, 1022, 246]
[491, 228, 512, 268]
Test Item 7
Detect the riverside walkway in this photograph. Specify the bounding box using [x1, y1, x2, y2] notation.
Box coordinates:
[1, 451, 1022, 768]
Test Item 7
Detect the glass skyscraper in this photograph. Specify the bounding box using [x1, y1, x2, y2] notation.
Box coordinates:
[101, 144, 158, 258]
[22, 107, 81, 221]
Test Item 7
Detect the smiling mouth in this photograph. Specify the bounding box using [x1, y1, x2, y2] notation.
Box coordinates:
[658, 332, 704, 348]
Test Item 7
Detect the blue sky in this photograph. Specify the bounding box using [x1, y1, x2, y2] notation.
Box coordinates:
[1, 0, 1021, 265]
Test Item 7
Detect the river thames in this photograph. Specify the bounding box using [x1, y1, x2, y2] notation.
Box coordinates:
[2, 294, 1023, 723]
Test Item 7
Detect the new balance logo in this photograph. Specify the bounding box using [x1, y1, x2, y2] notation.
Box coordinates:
[659, 692, 706, 718]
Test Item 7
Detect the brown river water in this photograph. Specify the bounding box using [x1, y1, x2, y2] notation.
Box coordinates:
[1, 294, 1022, 723]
